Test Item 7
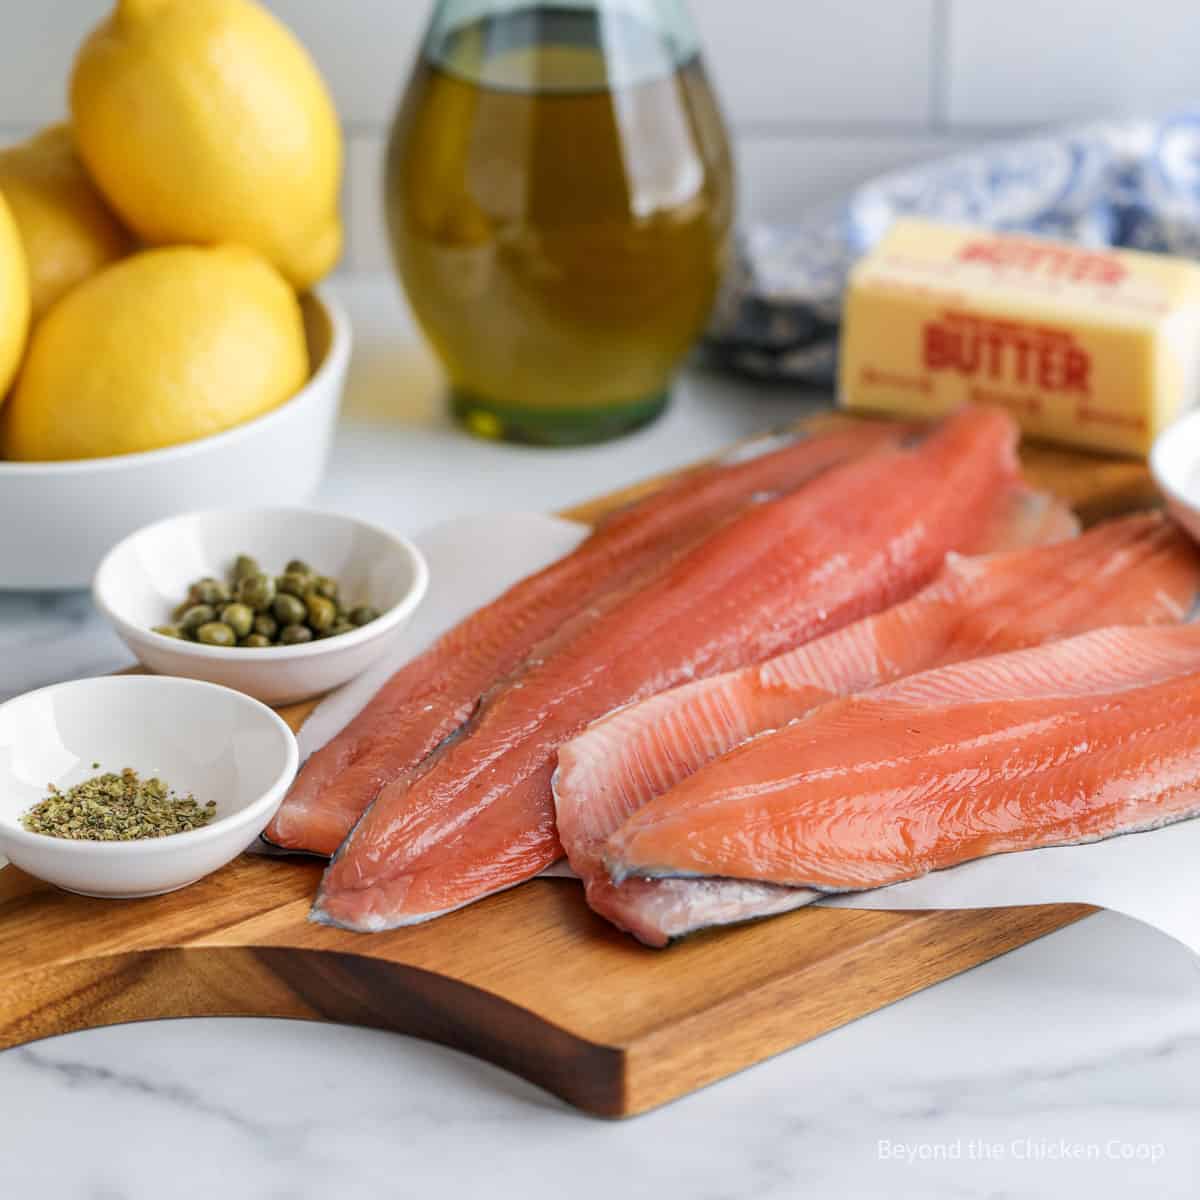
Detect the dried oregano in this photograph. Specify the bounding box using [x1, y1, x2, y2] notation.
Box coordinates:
[21, 767, 217, 841]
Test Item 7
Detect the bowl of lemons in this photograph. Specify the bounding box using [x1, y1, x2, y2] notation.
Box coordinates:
[0, 0, 349, 590]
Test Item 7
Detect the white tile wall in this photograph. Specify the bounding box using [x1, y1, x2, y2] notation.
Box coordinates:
[690, 0, 936, 127]
[947, 0, 1200, 126]
[3, 0, 1199, 273]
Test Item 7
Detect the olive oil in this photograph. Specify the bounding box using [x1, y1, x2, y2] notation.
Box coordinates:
[386, 4, 734, 443]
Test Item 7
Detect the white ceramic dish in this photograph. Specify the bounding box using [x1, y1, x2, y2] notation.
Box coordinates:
[0, 675, 298, 898]
[1150, 410, 1200, 544]
[0, 288, 351, 592]
[93, 507, 429, 706]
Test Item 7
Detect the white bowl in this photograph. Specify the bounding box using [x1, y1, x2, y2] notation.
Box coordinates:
[0, 675, 298, 898]
[1150, 409, 1200, 544]
[0, 288, 351, 591]
[93, 507, 429, 707]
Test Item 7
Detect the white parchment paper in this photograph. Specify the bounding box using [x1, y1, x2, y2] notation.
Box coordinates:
[289, 513, 1200, 952]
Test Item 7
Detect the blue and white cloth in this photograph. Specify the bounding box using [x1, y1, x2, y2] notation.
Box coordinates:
[708, 115, 1200, 383]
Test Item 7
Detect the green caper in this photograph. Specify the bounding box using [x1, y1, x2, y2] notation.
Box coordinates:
[156, 555, 372, 648]
[180, 604, 216, 633]
[273, 593, 307, 626]
[196, 621, 237, 647]
[276, 570, 311, 598]
[253, 613, 278, 639]
[236, 572, 275, 612]
[220, 603, 254, 639]
[308, 575, 339, 601]
[189, 577, 231, 606]
[306, 593, 337, 633]
[232, 554, 260, 583]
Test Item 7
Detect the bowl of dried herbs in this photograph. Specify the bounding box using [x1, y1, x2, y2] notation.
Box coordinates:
[0, 674, 298, 897]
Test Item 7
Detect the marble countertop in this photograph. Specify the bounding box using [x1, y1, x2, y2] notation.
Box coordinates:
[3, 278, 1199, 1199]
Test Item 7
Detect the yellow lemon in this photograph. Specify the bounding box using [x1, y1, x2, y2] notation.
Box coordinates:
[70, 0, 342, 290]
[0, 124, 133, 321]
[3, 244, 308, 461]
[0, 193, 30, 401]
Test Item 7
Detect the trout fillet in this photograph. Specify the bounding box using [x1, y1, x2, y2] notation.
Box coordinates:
[266, 421, 904, 855]
[605, 625, 1200, 892]
[555, 513, 1200, 944]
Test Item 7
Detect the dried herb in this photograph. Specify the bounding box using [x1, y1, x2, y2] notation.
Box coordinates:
[21, 768, 217, 842]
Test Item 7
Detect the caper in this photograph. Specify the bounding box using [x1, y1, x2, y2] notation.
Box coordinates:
[189, 577, 230, 606]
[156, 555, 371, 648]
[253, 613, 278, 639]
[306, 593, 337, 633]
[180, 604, 216, 633]
[220, 603, 254, 639]
[232, 554, 260, 583]
[277, 570, 311, 598]
[273, 593, 307, 625]
[308, 575, 339, 601]
[236, 572, 275, 612]
[196, 621, 237, 647]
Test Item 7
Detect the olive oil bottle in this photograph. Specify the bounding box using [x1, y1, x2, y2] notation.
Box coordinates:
[386, 1, 734, 444]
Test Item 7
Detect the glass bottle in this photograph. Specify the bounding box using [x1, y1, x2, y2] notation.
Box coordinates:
[386, 0, 734, 444]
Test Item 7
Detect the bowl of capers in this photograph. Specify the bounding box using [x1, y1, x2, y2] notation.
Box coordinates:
[93, 507, 429, 706]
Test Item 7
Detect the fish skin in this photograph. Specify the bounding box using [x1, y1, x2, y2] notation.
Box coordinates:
[554, 512, 1200, 944]
[264, 420, 904, 856]
[314, 406, 1029, 931]
[603, 625, 1200, 893]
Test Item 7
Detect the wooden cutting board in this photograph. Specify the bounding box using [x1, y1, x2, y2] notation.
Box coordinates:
[0, 417, 1158, 1117]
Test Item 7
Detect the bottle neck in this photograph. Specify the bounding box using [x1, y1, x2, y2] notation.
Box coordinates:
[423, 0, 700, 89]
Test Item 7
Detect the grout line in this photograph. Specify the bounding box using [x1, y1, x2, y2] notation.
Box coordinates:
[340, 118, 1030, 141]
[929, 0, 952, 130]
[0, 119, 1033, 144]
[2, 118, 1031, 149]
[341, 149, 359, 277]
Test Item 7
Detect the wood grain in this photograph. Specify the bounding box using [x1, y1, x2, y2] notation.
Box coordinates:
[0, 418, 1148, 1116]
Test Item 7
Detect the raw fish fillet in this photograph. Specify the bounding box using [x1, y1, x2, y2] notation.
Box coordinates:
[605, 625, 1200, 893]
[555, 513, 1200, 944]
[265, 420, 903, 855]
[314, 406, 1032, 931]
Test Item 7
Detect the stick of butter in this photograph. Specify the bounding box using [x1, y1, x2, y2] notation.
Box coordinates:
[838, 217, 1200, 455]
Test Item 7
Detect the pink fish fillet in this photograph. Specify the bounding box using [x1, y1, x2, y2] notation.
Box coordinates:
[554, 512, 1200, 944]
[314, 406, 1040, 931]
[265, 420, 905, 855]
[604, 625, 1200, 892]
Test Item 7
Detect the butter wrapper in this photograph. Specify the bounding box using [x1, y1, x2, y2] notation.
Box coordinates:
[838, 217, 1200, 455]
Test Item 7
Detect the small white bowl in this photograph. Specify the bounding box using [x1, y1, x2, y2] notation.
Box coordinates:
[0, 289, 350, 592]
[0, 675, 298, 898]
[93, 506, 429, 706]
[1150, 409, 1200, 544]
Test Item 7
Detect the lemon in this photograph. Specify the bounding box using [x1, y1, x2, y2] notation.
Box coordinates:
[0, 193, 30, 400]
[0, 124, 133, 321]
[70, 0, 342, 290]
[2, 244, 308, 461]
